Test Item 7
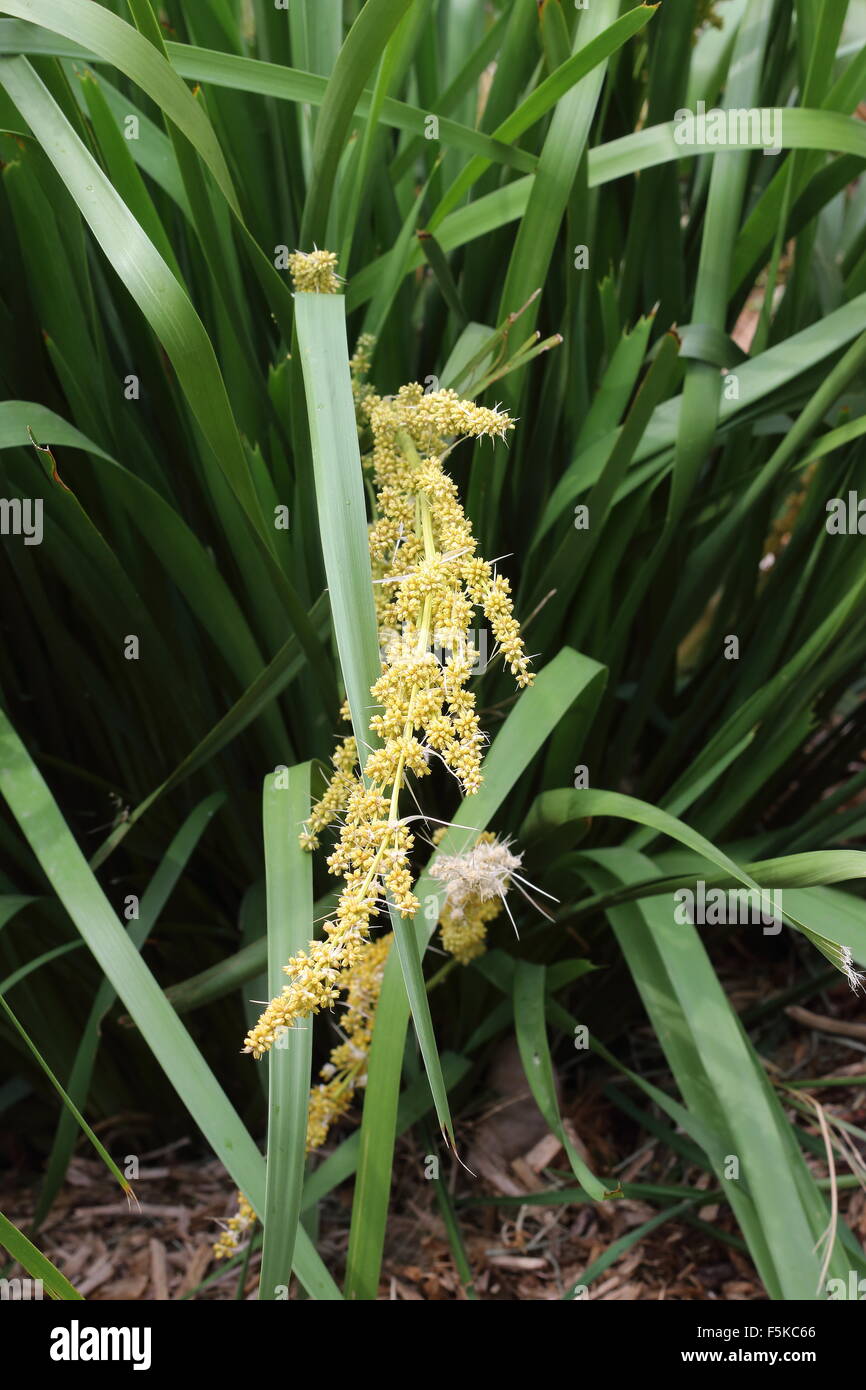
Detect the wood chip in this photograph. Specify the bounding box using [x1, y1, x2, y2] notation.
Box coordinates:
[149, 1239, 169, 1300]
[510, 1157, 544, 1192]
[78, 1255, 115, 1298]
[485, 1254, 547, 1272]
[523, 1132, 563, 1173]
[175, 1243, 212, 1299]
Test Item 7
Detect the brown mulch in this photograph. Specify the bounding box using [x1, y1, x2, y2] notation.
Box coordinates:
[1, 1145, 243, 1300]
[3, 1144, 766, 1302]
[3, 952, 866, 1300]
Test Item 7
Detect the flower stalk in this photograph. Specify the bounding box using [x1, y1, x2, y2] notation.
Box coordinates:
[243, 252, 534, 1064]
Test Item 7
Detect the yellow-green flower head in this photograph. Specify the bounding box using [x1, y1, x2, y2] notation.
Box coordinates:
[244, 373, 534, 1059]
[288, 247, 341, 294]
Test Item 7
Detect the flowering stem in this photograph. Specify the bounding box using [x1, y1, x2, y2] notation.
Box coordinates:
[355, 451, 437, 892]
[331, 1060, 364, 1098]
[425, 959, 457, 993]
[387, 441, 437, 830]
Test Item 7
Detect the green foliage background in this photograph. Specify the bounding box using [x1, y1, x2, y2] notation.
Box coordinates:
[1, 0, 866, 1299]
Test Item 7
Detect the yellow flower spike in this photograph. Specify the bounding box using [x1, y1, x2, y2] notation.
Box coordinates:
[243, 344, 534, 1060]
[301, 733, 358, 850]
[304, 931, 392, 1152]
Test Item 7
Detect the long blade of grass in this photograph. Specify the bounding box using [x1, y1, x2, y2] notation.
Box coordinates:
[0, 0, 238, 209]
[0, 1213, 83, 1300]
[0, 705, 341, 1299]
[582, 849, 852, 1298]
[0, 991, 132, 1201]
[528, 787, 860, 980]
[428, 3, 660, 230]
[0, 55, 332, 697]
[0, 56, 258, 523]
[89, 601, 328, 871]
[32, 793, 225, 1231]
[513, 961, 614, 1202]
[300, 0, 414, 243]
[259, 764, 315, 1300]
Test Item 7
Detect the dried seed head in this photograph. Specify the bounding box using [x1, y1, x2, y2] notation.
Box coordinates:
[431, 834, 522, 914]
[431, 832, 522, 965]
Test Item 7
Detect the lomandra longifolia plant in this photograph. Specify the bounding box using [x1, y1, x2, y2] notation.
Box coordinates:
[4, 0, 866, 1313]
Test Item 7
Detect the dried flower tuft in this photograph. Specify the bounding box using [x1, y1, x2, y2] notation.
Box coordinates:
[432, 832, 522, 964]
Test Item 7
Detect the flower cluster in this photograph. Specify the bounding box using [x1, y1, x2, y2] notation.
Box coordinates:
[220, 837, 524, 1186]
[243, 284, 534, 1061]
[432, 831, 521, 964]
[212, 1191, 256, 1261]
[287, 247, 341, 294]
[306, 836, 521, 1148]
[366, 383, 534, 707]
[299, 713, 357, 853]
[349, 332, 377, 418]
[306, 931, 391, 1151]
